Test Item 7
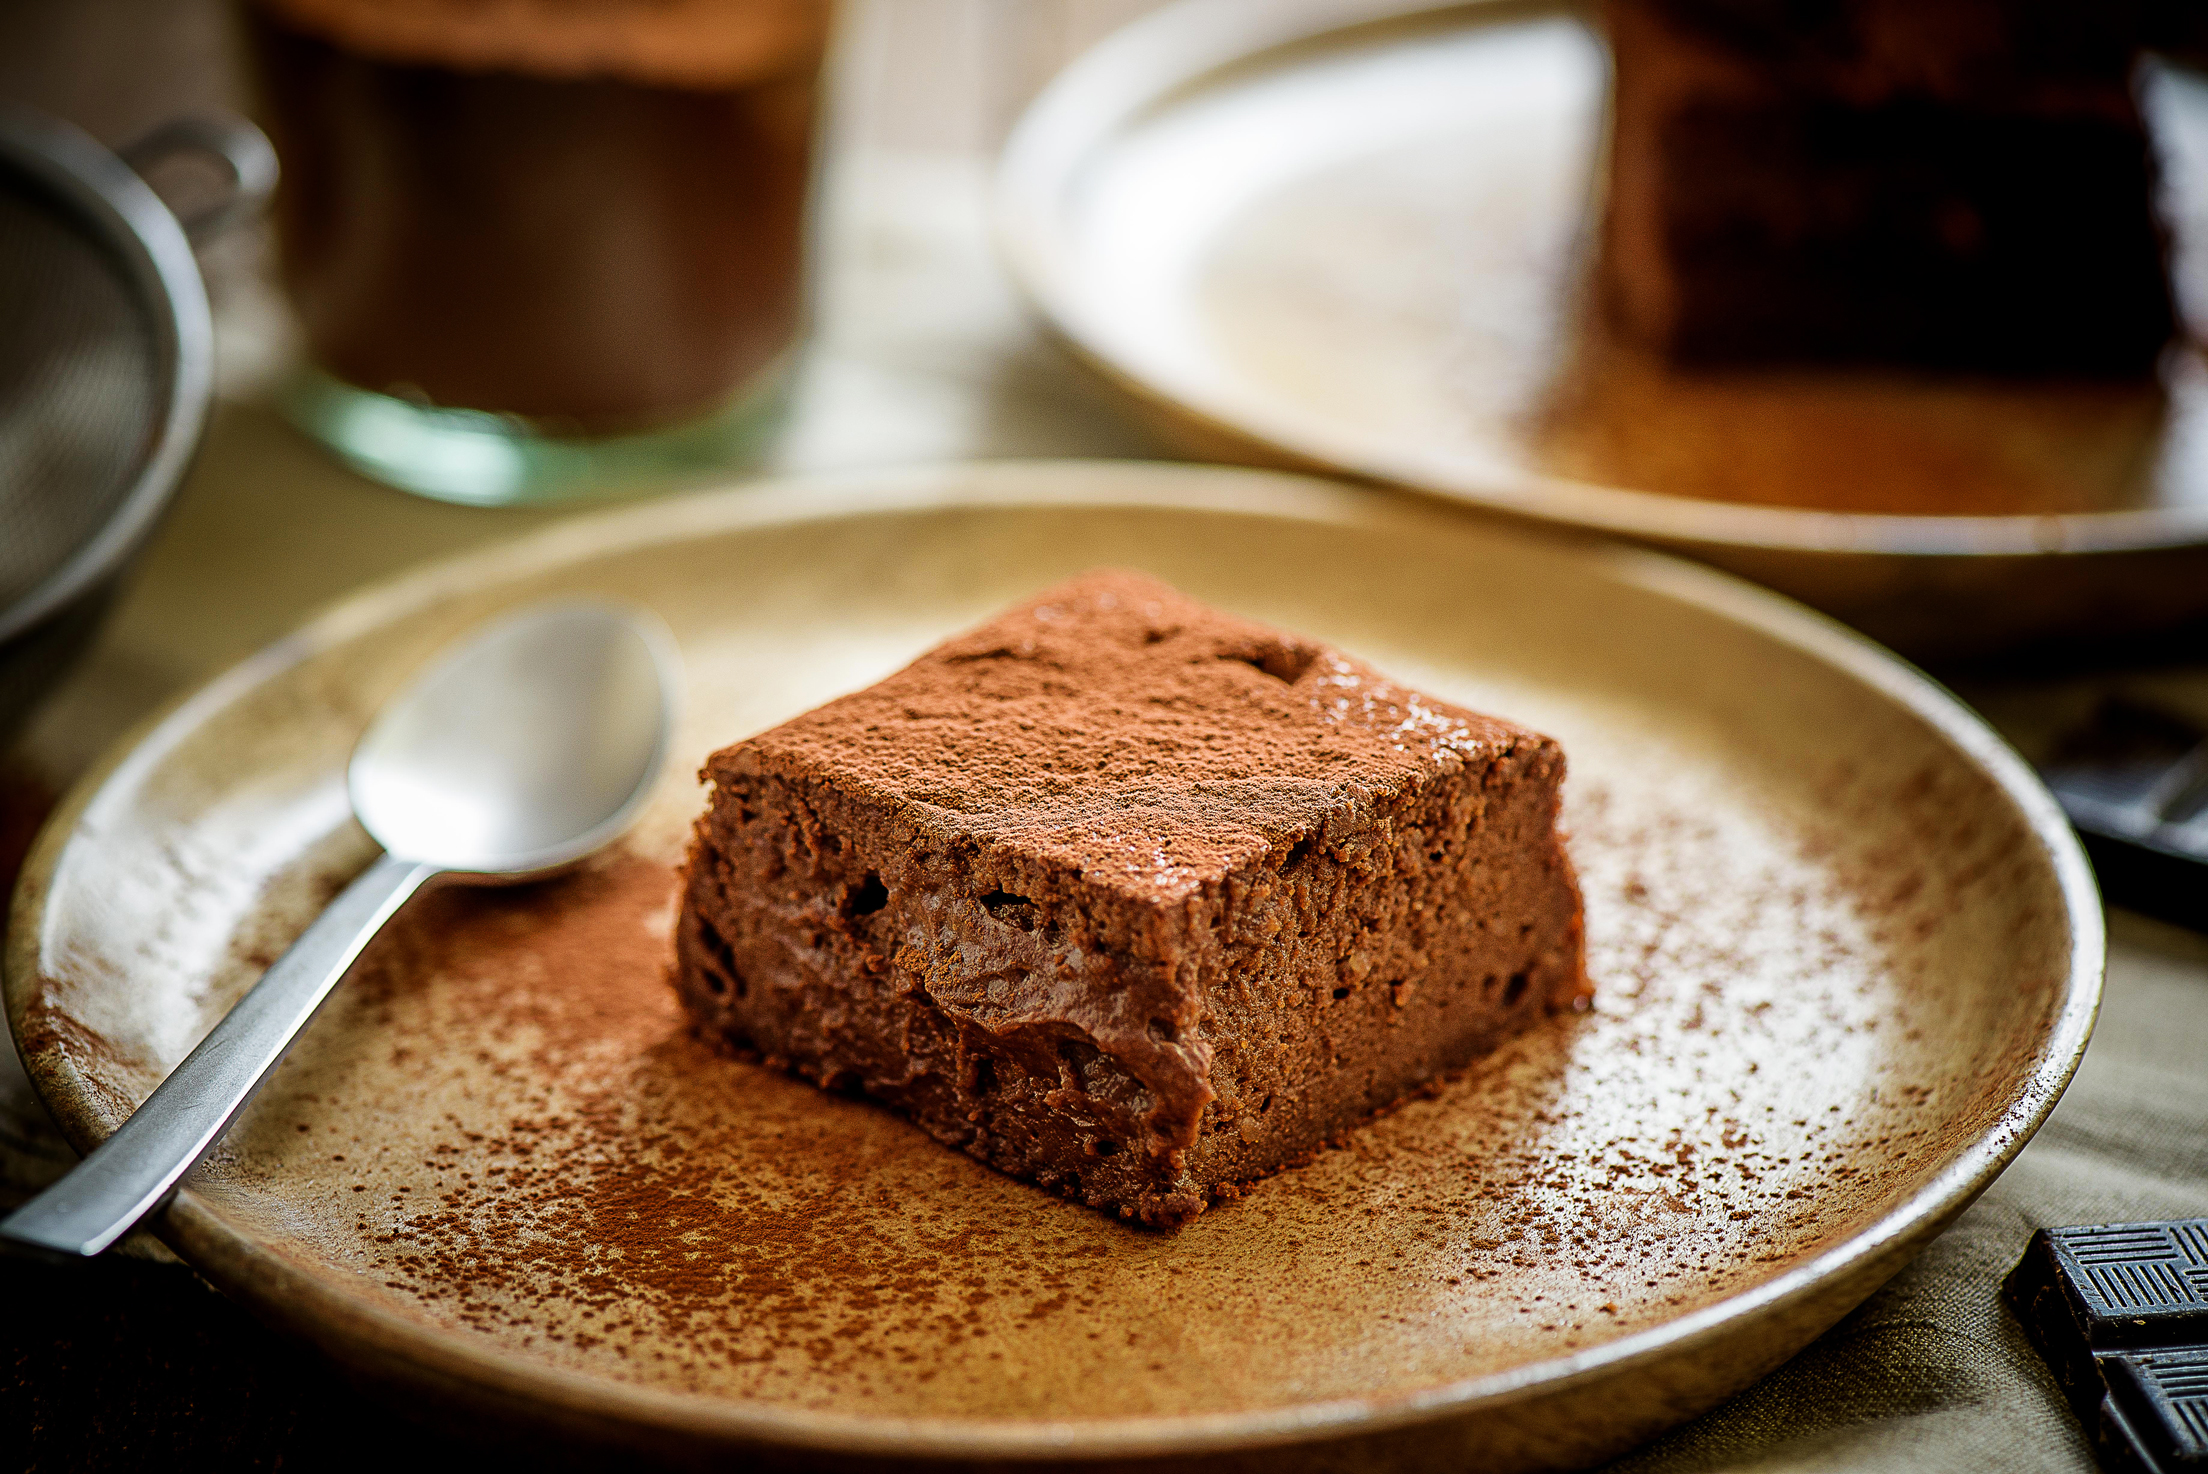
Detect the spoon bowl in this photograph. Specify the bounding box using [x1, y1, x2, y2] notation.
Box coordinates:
[352, 602, 676, 876]
[1, 601, 678, 1257]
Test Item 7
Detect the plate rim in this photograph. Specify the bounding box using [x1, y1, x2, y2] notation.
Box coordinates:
[991, 0, 2208, 560]
[6, 459, 2106, 1459]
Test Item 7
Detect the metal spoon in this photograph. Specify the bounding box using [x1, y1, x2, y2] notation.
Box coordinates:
[1, 601, 678, 1258]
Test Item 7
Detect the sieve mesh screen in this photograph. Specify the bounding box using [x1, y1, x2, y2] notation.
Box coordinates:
[0, 162, 160, 612]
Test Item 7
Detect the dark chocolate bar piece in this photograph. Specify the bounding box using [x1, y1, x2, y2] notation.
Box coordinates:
[2005, 1221, 2208, 1467]
[2100, 1347, 2208, 1474]
[2039, 699, 2208, 932]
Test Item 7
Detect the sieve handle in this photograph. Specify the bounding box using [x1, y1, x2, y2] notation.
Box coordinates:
[119, 114, 278, 244]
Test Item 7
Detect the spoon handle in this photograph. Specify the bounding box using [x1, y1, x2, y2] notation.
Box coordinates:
[1, 852, 439, 1258]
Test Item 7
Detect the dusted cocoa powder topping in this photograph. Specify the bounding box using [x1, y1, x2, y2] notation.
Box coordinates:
[676, 571, 1587, 1227]
[747, 569, 1537, 898]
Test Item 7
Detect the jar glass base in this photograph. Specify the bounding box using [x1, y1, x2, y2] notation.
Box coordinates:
[279, 362, 793, 507]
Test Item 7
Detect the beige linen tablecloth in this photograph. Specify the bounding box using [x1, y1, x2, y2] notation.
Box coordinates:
[5, 147, 2206, 1472]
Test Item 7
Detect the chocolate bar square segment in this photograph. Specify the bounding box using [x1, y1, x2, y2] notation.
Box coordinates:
[2100, 1347, 2208, 1474]
[2050, 1221, 2208, 1337]
[673, 569, 1587, 1228]
[2005, 1221, 2208, 1423]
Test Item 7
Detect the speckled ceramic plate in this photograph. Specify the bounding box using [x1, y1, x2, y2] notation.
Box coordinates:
[6, 463, 2099, 1470]
[994, 0, 2208, 656]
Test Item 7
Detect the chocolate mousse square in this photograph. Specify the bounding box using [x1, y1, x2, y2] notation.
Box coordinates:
[673, 570, 1587, 1227]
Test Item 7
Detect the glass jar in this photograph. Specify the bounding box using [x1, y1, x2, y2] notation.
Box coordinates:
[244, 0, 833, 504]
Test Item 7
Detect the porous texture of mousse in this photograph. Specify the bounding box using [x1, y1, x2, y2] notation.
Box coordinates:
[674, 570, 1587, 1227]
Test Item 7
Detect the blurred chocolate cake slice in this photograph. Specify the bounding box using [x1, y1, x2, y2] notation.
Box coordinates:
[1599, 0, 2177, 374]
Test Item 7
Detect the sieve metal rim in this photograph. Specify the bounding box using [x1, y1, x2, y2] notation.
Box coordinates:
[0, 107, 213, 648]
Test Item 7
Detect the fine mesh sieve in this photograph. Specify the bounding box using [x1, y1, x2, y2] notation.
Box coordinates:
[0, 108, 274, 746]
[0, 108, 274, 1210]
